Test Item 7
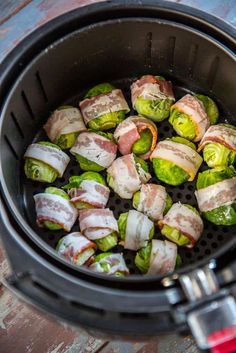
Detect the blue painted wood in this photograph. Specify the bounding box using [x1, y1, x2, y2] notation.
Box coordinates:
[0, 0, 235, 63]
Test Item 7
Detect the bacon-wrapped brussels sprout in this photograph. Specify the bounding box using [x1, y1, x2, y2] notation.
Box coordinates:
[195, 166, 236, 225]
[89, 252, 129, 277]
[34, 187, 78, 231]
[44, 105, 86, 149]
[132, 184, 172, 223]
[169, 94, 219, 142]
[131, 75, 175, 122]
[24, 141, 70, 183]
[63, 172, 109, 210]
[198, 124, 236, 168]
[158, 203, 204, 248]
[150, 136, 202, 186]
[118, 210, 154, 251]
[79, 208, 118, 252]
[107, 153, 151, 199]
[114, 116, 157, 159]
[57, 232, 96, 266]
[79, 83, 130, 130]
[70, 131, 117, 171]
[135, 240, 181, 275]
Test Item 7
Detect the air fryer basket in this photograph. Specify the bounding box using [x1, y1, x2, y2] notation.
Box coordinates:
[0, 0, 236, 349]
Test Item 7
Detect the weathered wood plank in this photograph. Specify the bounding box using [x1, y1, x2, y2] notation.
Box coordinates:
[0, 243, 106, 353]
[0, 0, 32, 26]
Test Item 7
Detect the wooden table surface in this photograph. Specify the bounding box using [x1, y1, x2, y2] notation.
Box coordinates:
[0, 1, 235, 352]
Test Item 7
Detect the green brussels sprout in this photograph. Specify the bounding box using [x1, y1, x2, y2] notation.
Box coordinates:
[85, 83, 115, 98]
[133, 155, 149, 174]
[159, 204, 199, 246]
[52, 106, 79, 149]
[84, 83, 126, 130]
[135, 242, 182, 273]
[63, 172, 107, 209]
[63, 172, 106, 190]
[132, 129, 153, 155]
[135, 242, 152, 273]
[132, 191, 172, 216]
[117, 212, 154, 242]
[24, 141, 61, 183]
[202, 125, 236, 168]
[152, 137, 196, 186]
[196, 166, 236, 225]
[43, 187, 70, 230]
[135, 97, 173, 123]
[195, 94, 219, 124]
[56, 237, 95, 266]
[169, 95, 219, 141]
[75, 131, 114, 171]
[93, 252, 126, 277]
[169, 109, 196, 141]
[94, 232, 118, 252]
[203, 142, 236, 168]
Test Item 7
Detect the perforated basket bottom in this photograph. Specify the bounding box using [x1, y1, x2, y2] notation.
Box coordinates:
[22, 77, 235, 275]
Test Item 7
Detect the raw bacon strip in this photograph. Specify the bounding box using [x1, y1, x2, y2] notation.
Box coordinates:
[198, 125, 236, 152]
[107, 154, 151, 199]
[68, 180, 110, 208]
[147, 240, 177, 276]
[80, 89, 130, 124]
[137, 184, 167, 222]
[70, 131, 117, 168]
[79, 208, 118, 240]
[44, 107, 86, 142]
[150, 140, 202, 181]
[24, 143, 70, 177]
[131, 75, 175, 108]
[58, 232, 96, 263]
[90, 254, 129, 275]
[124, 210, 154, 251]
[171, 94, 209, 142]
[114, 116, 158, 159]
[34, 193, 78, 232]
[159, 203, 204, 248]
[195, 177, 236, 212]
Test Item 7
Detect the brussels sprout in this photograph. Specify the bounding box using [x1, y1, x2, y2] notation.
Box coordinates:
[75, 131, 114, 171]
[84, 83, 126, 130]
[85, 83, 115, 99]
[159, 204, 199, 246]
[195, 94, 219, 124]
[169, 109, 196, 141]
[135, 242, 152, 273]
[43, 187, 70, 230]
[203, 143, 236, 168]
[169, 95, 219, 141]
[52, 106, 79, 149]
[63, 172, 107, 209]
[153, 159, 188, 186]
[196, 167, 236, 225]
[135, 242, 182, 273]
[56, 237, 95, 266]
[94, 232, 118, 252]
[133, 155, 149, 174]
[132, 191, 172, 216]
[152, 137, 197, 186]
[117, 212, 154, 243]
[63, 172, 106, 190]
[135, 97, 173, 123]
[93, 252, 126, 277]
[24, 141, 61, 183]
[132, 129, 153, 155]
